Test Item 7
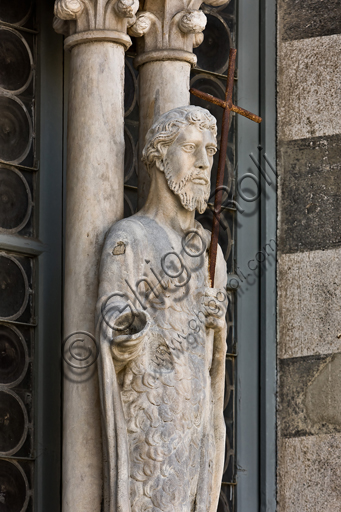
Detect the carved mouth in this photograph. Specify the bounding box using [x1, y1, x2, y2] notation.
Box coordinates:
[192, 177, 208, 185]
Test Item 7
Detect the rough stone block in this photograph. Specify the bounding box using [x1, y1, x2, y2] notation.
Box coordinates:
[278, 134, 341, 253]
[278, 434, 341, 512]
[278, 248, 341, 358]
[279, 354, 341, 437]
[279, 0, 341, 41]
[278, 34, 341, 141]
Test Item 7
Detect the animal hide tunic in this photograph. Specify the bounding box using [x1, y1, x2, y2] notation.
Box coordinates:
[96, 215, 227, 512]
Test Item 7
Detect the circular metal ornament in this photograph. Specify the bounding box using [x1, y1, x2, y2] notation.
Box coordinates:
[194, 12, 231, 74]
[124, 127, 136, 183]
[0, 388, 29, 456]
[190, 73, 226, 126]
[124, 193, 135, 218]
[224, 365, 232, 409]
[124, 59, 137, 117]
[204, 0, 232, 12]
[0, 27, 33, 96]
[0, 0, 32, 27]
[218, 488, 231, 512]
[0, 323, 28, 387]
[0, 93, 33, 165]
[0, 253, 29, 321]
[0, 458, 30, 512]
[0, 164, 32, 233]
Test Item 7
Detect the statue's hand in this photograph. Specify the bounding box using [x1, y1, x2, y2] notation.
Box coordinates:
[201, 288, 228, 333]
[110, 309, 151, 364]
[111, 308, 147, 337]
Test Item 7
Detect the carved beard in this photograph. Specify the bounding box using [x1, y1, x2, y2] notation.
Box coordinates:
[163, 158, 210, 214]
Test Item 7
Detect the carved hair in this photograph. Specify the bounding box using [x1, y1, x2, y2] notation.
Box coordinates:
[142, 106, 217, 174]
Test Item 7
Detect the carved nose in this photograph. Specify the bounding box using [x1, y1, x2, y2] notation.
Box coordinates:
[196, 151, 210, 171]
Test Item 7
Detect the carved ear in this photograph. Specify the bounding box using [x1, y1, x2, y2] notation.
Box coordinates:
[155, 158, 165, 172]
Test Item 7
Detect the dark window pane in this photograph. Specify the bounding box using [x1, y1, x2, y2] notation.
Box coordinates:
[0, 165, 32, 232]
[0, 95, 32, 164]
[0, 0, 32, 26]
[0, 390, 27, 454]
[205, 0, 235, 15]
[0, 460, 28, 512]
[0, 28, 32, 93]
[124, 127, 136, 183]
[0, 324, 27, 386]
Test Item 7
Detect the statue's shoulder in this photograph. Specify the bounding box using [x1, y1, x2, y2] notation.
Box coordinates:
[104, 216, 148, 246]
[100, 217, 150, 273]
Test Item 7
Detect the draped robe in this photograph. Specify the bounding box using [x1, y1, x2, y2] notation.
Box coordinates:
[96, 215, 227, 512]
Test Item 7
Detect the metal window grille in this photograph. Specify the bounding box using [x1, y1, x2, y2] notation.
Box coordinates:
[0, 1, 38, 510]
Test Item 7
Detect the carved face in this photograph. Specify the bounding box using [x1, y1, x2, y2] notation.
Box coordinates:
[163, 124, 217, 214]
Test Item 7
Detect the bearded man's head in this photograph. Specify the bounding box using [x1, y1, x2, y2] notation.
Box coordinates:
[142, 106, 217, 214]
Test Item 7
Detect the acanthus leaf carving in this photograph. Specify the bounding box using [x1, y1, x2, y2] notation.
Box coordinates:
[178, 10, 207, 34]
[128, 11, 160, 47]
[53, 0, 137, 41]
[129, 1, 214, 63]
[54, 0, 84, 20]
[114, 0, 139, 19]
[193, 32, 204, 48]
[53, 16, 70, 35]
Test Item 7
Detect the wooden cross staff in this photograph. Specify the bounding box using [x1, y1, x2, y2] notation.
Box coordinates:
[190, 48, 262, 287]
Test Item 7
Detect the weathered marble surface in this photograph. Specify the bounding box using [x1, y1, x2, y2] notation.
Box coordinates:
[96, 107, 228, 512]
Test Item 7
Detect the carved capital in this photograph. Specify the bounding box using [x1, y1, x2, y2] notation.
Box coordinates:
[130, 0, 229, 67]
[53, 0, 139, 49]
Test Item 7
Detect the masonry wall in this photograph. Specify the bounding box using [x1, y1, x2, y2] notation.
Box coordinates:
[277, 1, 341, 510]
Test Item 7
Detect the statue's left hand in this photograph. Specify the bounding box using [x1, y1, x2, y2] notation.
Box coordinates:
[201, 287, 228, 332]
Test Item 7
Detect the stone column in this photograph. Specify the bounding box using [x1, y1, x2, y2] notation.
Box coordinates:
[53, 1, 138, 511]
[129, 0, 227, 206]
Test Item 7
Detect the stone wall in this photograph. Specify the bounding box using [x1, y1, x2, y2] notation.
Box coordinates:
[277, 1, 341, 510]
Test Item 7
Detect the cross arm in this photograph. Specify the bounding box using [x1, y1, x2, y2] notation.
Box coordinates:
[189, 88, 262, 124]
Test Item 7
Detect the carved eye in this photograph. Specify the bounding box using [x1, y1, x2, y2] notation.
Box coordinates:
[206, 146, 217, 156]
[182, 143, 196, 153]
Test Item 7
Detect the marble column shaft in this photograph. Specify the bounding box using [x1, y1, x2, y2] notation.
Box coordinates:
[63, 40, 125, 512]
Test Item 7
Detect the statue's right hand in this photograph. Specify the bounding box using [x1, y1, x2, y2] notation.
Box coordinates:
[110, 309, 151, 364]
[112, 309, 148, 337]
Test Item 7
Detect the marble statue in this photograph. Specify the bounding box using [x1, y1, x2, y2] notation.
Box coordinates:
[96, 106, 228, 512]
